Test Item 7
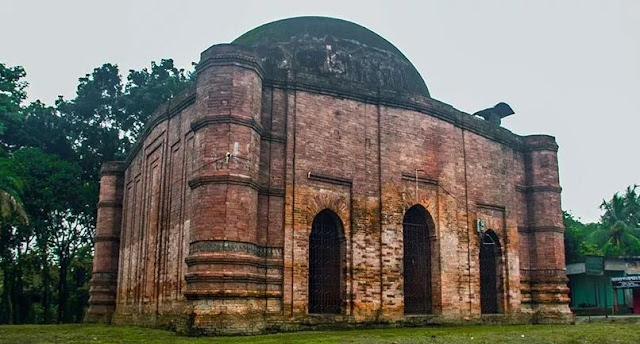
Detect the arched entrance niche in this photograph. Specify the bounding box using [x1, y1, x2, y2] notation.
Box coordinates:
[308, 209, 345, 314]
[480, 229, 503, 314]
[403, 204, 435, 314]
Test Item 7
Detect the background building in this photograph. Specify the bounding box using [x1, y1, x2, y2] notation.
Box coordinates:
[567, 257, 640, 314]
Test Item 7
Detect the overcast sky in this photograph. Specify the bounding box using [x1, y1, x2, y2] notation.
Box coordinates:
[2, 0, 638, 222]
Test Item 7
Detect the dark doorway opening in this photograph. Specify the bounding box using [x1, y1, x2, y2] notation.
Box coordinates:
[403, 205, 434, 314]
[308, 209, 343, 314]
[480, 230, 502, 314]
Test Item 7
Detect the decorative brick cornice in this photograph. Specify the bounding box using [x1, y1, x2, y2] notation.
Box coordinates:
[188, 174, 260, 191]
[197, 57, 265, 80]
[197, 44, 265, 79]
[190, 114, 263, 134]
[121, 75, 558, 173]
[477, 203, 505, 212]
[189, 240, 283, 258]
[264, 80, 536, 152]
[522, 135, 559, 152]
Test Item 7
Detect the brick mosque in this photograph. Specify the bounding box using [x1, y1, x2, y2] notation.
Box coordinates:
[86, 17, 573, 334]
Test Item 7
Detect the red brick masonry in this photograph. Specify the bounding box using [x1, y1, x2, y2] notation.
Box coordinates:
[87, 19, 572, 334]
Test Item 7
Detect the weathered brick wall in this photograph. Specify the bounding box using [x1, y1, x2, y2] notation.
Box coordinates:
[111, 90, 196, 324]
[277, 90, 565, 324]
[87, 41, 571, 333]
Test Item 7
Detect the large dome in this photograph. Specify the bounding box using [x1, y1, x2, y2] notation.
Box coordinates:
[233, 17, 430, 99]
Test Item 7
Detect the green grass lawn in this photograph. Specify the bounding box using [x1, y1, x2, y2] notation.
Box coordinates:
[0, 323, 639, 344]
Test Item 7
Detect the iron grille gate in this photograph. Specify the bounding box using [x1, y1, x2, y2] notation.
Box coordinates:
[480, 232, 500, 314]
[309, 211, 342, 314]
[403, 206, 432, 314]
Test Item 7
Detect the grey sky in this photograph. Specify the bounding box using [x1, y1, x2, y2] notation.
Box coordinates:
[2, 0, 638, 222]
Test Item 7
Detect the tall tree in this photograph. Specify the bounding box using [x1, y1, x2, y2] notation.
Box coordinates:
[0, 58, 192, 324]
[590, 186, 640, 256]
[57, 63, 125, 182]
[0, 156, 29, 324]
[121, 58, 190, 140]
[563, 211, 587, 264]
[11, 148, 88, 323]
[0, 63, 30, 324]
[3, 101, 74, 160]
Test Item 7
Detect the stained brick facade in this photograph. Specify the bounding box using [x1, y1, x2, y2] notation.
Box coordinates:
[86, 17, 572, 334]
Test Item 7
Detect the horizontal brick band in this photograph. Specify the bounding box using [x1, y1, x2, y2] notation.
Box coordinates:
[184, 289, 281, 300]
[515, 185, 562, 194]
[89, 279, 117, 288]
[185, 254, 283, 269]
[518, 226, 564, 234]
[307, 172, 352, 186]
[96, 200, 123, 208]
[90, 271, 118, 280]
[258, 187, 285, 197]
[190, 114, 263, 134]
[94, 234, 120, 243]
[188, 174, 260, 191]
[185, 271, 282, 285]
[189, 240, 283, 258]
[265, 80, 532, 152]
[520, 269, 568, 283]
[401, 172, 438, 185]
[261, 133, 286, 143]
[88, 299, 116, 306]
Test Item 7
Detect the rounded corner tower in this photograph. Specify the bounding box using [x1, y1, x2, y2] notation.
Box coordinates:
[86, 16, 572, 335]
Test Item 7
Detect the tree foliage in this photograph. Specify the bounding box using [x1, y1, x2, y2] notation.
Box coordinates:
[0, 59, 192, 324]
[564, 185, 640, 263]
[0, 63, 27, 138]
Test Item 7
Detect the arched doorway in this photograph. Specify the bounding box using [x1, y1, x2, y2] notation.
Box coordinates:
[480, 230, 502, 314]
[308, 209, 344, 314]
[403, 204, 434, 314]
